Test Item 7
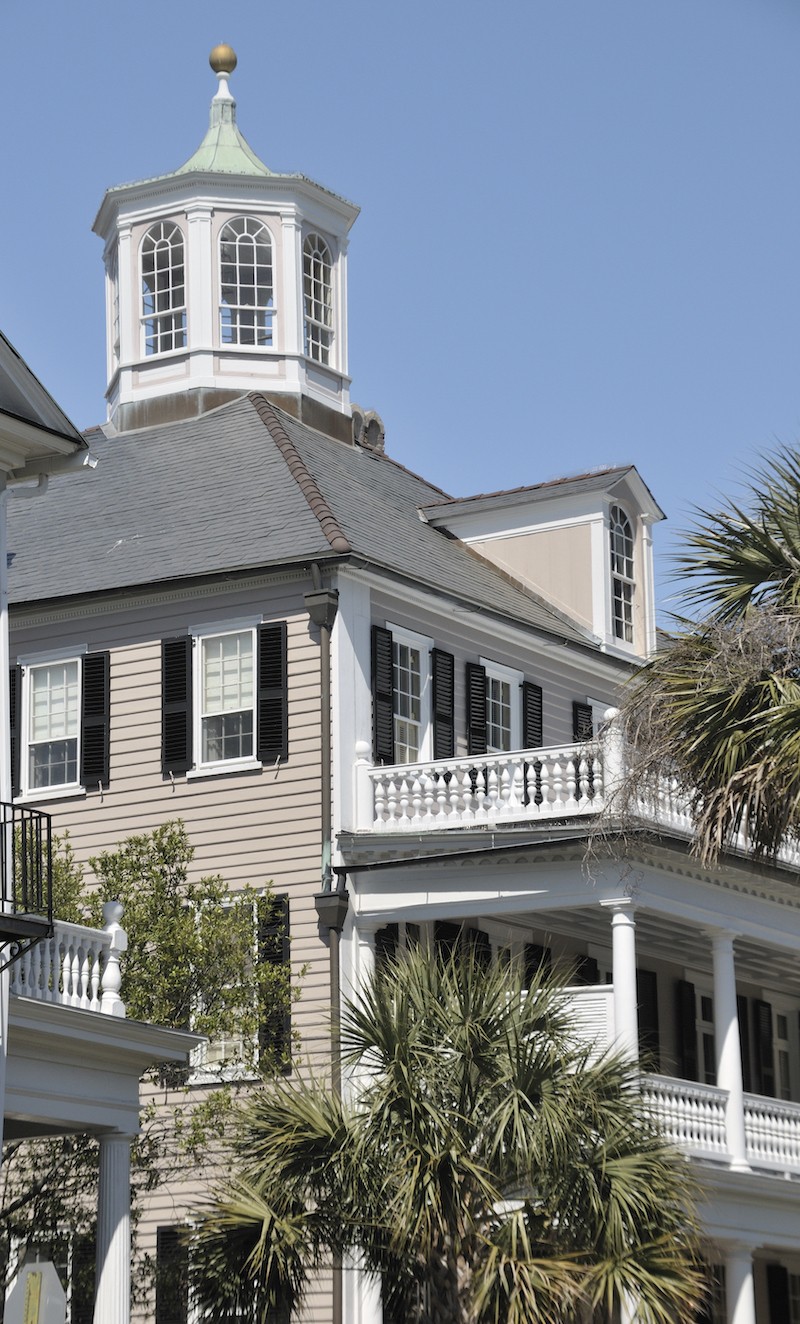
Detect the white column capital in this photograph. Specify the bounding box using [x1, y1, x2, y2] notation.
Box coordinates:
[705, 926, 739, 948]
[599, 897, 636, 918]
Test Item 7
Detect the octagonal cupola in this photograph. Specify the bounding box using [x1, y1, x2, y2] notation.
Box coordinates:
[93, 46, 359, 437]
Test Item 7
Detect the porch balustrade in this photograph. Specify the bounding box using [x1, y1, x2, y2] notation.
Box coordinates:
[8, 909, 126, 1017]
[641, 1074, 729, 1158]
[367, 745, 603, 831]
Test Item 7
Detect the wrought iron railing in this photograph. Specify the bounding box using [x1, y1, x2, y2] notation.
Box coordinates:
[0, 802, 53, 926]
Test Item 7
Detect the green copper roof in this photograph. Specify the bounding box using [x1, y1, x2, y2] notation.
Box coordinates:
[175, 81, 272, 177]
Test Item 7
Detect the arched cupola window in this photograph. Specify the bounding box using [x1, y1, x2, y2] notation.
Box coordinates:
[141, 223, 187, 356]
[220, 217, 275, 346]
[303, 233, 333, 365]
[609, 505, 635, 643]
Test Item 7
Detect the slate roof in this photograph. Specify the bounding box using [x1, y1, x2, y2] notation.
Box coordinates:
[7, 394, 600, 650]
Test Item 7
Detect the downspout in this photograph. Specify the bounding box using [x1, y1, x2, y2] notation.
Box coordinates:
[307, 566, 348, 1324]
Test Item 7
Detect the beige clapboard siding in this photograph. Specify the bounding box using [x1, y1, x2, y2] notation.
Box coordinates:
[12, 577, 338, 1320]
[371, 587, 622, 749]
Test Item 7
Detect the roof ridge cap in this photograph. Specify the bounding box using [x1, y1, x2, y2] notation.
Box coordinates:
[248, 394, 352, 554]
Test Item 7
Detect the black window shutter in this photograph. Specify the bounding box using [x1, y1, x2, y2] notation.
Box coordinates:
[466, 662, 487, 755]
[753, 998, 775, 1097]
[71, 1231, 96, 1324]
[258, 622, 288, 763]
[375, 923, 399, 973]
[161, 638, 192, 775]
[522, 681, 543, 749]
[434, 920, 462, 961]
[574, 954, 600, 986]
[465, 926, 491, 969]
[81, 651, 110, 788]
[259, 894, 291, 1069]
[372, 625, 395, 765]
[432, 648, 455, 760]
[676, 979, 698, 1081]
[572, 701, 593, 741]
[637, 968, 660, 1070]
[155, 1225, 189, 1324]
[523, 943, 552, 989]
[738, 994, 752, 1093]
[766, 1264, 790, 1323]
[9, 665, 21, 797]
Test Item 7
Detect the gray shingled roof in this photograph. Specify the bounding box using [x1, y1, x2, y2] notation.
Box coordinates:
[7, 394, 599, 648]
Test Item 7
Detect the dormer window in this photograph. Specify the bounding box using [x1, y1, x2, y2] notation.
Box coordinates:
[609, 505, 634, 643]
[303, 233, 333, 364]
[220, 217, 274, 347]
[141, 223, 187, 356]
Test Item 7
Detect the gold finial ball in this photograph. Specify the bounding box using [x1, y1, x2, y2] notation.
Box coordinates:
[210, 43, 237, 75]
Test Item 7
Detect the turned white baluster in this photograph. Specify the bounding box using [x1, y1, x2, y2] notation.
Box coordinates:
[101, 902, 127, 1017]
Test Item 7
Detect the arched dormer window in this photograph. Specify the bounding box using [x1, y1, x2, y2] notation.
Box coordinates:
[609, 505, 635, 643]
[141, 222, 187, 356]
[220, 217, 274, 346]
[303, 233, 333, 365]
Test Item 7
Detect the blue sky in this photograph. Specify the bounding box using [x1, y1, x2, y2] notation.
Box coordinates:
[5, 1, 800, 609]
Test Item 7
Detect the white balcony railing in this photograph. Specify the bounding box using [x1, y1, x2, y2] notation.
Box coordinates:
[642, 1075, 729, 1159]
[744, 1092, 800, 1171]
[365, 745, 604, 832]
[9, 904, 127, 1017]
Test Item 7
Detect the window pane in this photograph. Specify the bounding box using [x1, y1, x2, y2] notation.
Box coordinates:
[487, 677, 511, 752]
[28, 661, 80, 788]
[200, 632, 255, 763]
[393, 642, 422, 763]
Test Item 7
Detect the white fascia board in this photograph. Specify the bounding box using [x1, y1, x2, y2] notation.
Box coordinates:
[607, 468, 666, 524]
[427, 492, 604, 543]
[95, 173, 358, 240]
[342, 564, 628, 686]
[9, 995, 200, 1066]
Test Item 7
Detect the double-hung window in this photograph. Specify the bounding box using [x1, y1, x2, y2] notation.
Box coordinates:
[199, 629, 254, 765]
[12, 651, 111, 797]
[161, 622, 288, 776]
[482, 659, 523, 753]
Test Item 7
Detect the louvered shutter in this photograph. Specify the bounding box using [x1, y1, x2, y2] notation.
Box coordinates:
[259, 894, 290, 1070]
[738, 994, 752, 1093]
[161, 638, 192, 775]
[372, 625, 395, 765]
[766, 1264, 790, 1323]
[466, 662, 487, 755]
[523, 943, 552, 989]
[375, 923, 399, 973]
[522, 681, 543, 749]
[9, 665, 21, 797]
[753, 998, 775, 1097]
[70, 1231, 96, 1324]
[676, 979, 698, 1081]
[155, 1226, 189, 1324]
[257, 622, 288, 763]
[637, 968, 660, 1070]
[432, 648, 455, 759]
[80, 651, 110, 788]
[572, 701, 593, 741]
[434, 920, 461, 960]
[574, 954, 600, 986]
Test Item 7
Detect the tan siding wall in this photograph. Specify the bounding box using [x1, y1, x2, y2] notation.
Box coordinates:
[469, 524, 595, 632]
[11, 575, 335, 1322]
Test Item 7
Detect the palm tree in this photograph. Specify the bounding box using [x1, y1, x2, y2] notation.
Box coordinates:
[619, 448, 800, 864]
[190, 947, 702, 1323]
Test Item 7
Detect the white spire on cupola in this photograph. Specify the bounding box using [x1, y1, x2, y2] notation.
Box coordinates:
[175, 43, 272, 178]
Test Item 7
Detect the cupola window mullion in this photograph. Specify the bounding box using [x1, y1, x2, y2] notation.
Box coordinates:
[141, 222, 187, 356]
[220, 217, 274, 347]
[303, 233, 333, 365]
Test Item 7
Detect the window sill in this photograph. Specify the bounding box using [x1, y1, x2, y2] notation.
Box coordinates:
[15, 786, 88, 806]
[185, 759, 263, 781]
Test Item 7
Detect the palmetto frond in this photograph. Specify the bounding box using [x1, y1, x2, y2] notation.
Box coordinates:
[191, 948, 703, 1322]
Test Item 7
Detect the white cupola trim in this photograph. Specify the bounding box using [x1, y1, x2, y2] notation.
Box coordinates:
[93, 46, 359, 436]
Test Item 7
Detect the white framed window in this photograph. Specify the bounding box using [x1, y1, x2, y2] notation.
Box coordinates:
[303, 232, 333, 364]
[195, 626, 257, 769]
[609, 504, 635, 644]
[219, 216, 275, 347]
[389, 624, 432, 764]
[26, 660, 80, 791]
[141, 222, 187, 356]
[480, 658, 523, 752]
[768, 994, 800, 1102]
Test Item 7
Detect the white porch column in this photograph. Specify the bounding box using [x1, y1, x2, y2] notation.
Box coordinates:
[724, 1244, 757, 1324]
[709, 929, 748, 1170]
[94, 1133, 132, 1324]
[601, 899, 639, 1063]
